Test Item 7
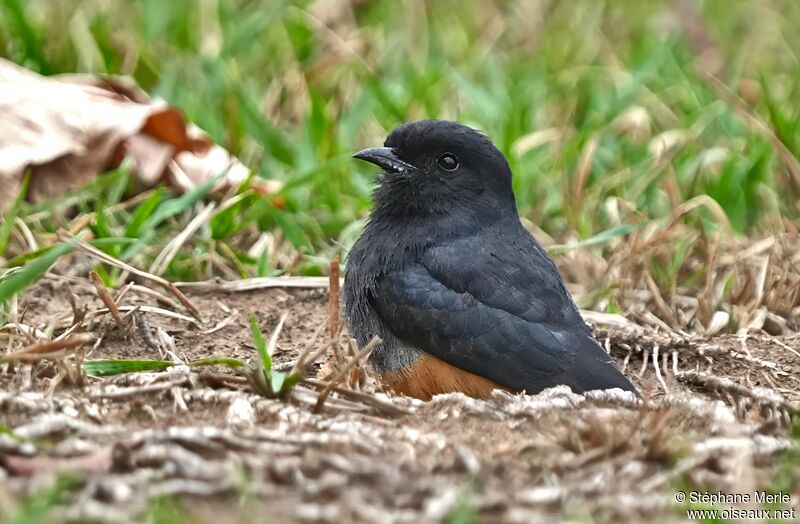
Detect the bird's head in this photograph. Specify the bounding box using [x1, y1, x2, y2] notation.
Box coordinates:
[354, 120, 517, 219]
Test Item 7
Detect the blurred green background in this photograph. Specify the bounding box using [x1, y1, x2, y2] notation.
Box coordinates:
[2, 0, 800, 280]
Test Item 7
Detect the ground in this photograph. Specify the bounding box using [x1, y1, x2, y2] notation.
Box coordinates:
[1, 270, 798, 523]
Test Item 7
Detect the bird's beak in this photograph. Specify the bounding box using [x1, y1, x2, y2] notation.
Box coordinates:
[353, 147, 416, 174]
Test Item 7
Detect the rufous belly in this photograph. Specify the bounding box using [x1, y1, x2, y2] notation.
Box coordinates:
[380, 353, 504, 400]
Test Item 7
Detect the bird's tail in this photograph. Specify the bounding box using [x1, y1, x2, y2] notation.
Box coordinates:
[566, 335, 641, 398]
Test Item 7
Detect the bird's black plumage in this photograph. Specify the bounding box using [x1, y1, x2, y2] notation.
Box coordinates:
[344, 120, 638, 396]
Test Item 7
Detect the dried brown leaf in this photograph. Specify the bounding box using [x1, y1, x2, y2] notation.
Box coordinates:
[0, 59, 279, 212]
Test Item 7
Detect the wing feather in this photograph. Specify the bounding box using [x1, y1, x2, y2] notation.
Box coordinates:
[372, 234, 636, 394]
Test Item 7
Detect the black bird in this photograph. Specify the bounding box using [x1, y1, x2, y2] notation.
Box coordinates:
[344, 120, 638, 399]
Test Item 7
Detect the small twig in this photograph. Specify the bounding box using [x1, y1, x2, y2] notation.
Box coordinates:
[55, 320, 90, 343]
[72, 345, 87, 386]
[621, 347, 632, 373]
[581, 310, 644, 332]
[199, 310, 238, 335]
[300, 338, 340, 376]
[0, 323, 47, 341]
[313, 335, 381, 414]
[773, 338, 800, 360]
[292, 385, 370, 413]
[267, 313, 288, 357]
[644, 272, 677, 328]
[347, 338, 364, 390]
[174, 276, 334, 291]
[90, 272, 123, 327]
[88, 305, 200, 327]
[126, 284, 180, 310]
[302, 378, 410, 417]
[167, 283, 202, 321]
[114, 281, 136, 304]
[3, 350, 75, 362]
[198, 372, 249, 388]
[637, 348, 649, 378]
[275, 335, 344, 376]
[651, 345, 668, 394]
[58, 231, 201, 320]
[89, 377, 190, 400]
[672, 350, 680, 376]
[66, 289, 87, 326]
[293, 317, 329, 376]
[14, 216, 38, 251]
[46, 368, 67, 398]
[347, 338, 359, 358]
[172, 387, 189, 412]
[727, 350, 789, 376]
[331, 333, 346, 367]
[1, 333, 96, 361]
[150, 202, 217, 276]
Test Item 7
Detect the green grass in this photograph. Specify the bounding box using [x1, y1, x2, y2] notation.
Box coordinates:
[1, 0, 800, 287]
[79, 317, 300, 398]
[3, 3, 800, 518]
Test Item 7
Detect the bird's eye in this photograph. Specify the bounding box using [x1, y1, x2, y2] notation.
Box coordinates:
[437, 153, 459, 172]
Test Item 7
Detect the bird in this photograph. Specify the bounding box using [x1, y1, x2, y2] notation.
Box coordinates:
[344, 120, 639, 400]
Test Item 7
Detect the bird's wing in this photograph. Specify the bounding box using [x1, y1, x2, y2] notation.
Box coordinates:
[371, 234, 635, 393]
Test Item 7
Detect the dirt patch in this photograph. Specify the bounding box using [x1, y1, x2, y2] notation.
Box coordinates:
[18, 275, 330, 365]
[1, 273, 798, 523]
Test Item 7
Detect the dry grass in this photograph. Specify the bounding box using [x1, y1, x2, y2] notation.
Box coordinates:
[0, 261, 798, 522]
[557, 225, 800, 336]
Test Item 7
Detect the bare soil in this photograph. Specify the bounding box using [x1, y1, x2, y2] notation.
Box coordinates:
[1, 273, 798, 523]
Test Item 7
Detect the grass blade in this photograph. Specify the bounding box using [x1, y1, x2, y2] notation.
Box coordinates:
[549, 223, 641, 254]
[123, 187, 165, 239]
[0, 171, 31, 257]
[281, 370, 301, 392]
[83, 356, 249, 377]
[0, 240, 75, 304]
[83, 359, 174, 377]
[270, 371, 286, 394]
[250, 314, 272, 373]
[187, 356, 247, 368]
